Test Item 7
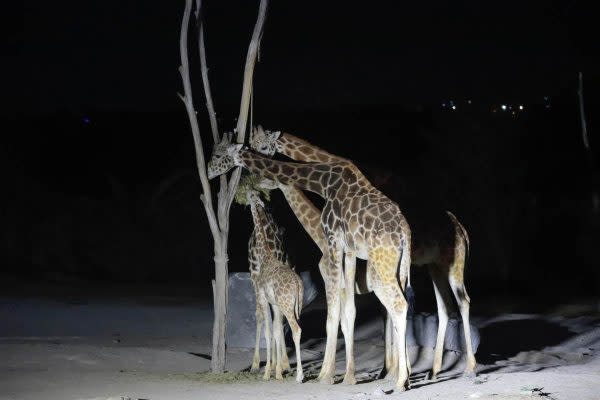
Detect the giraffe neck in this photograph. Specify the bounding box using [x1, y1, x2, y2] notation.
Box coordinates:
[237, 149, 337, 198]
[278, 185, 328, 254]
[249, 201, 278, 258]
[277, 133, 348, 164]
[273, 134, 371, 186]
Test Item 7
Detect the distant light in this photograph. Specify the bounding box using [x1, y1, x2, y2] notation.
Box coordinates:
[501, 105, 507, 111]
[452, 105, 456, 110]
[519, 105, 524, 110]
[83, 117, 91, 124]
[442, 102, 447, 108]
[467, 100, 472, 104]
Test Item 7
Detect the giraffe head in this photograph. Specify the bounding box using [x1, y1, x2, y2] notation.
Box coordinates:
[256, 177, 280, 191]
[249, 125, 281, 156]
[207, 133, 243, 179]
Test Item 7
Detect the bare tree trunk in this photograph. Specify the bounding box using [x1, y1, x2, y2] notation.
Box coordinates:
[179, 0, 269, 373]
[578, 72, 598, 214]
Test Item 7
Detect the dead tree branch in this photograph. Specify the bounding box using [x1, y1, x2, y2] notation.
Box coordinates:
[178, 0, 269, 372]
[178, 0, 221, 248]
[226, 0, 269, 208]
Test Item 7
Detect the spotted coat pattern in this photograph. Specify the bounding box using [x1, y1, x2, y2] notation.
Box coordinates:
[246, 191, 305, 383]
[208, 140, 412, 389]
[252, 129, 477, 379]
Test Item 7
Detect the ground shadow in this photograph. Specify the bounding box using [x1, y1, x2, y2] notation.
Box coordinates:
[476, 318, 574, 365]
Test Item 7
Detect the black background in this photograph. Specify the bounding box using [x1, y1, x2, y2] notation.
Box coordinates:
[2, 1, 599, 311]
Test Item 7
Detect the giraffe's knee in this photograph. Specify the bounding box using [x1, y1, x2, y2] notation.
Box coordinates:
[293, 326, 302, 341]
[393, 295, 408, 314]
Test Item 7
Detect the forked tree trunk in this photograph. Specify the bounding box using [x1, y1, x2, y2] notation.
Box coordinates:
[178, 0, 268, 373]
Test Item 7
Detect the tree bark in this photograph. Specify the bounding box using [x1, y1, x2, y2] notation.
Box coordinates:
[179, 0, 269, 373]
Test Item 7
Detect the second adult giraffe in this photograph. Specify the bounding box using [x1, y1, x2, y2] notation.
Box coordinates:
[250, 127, 477, 379]
[208, 137, 413, 390]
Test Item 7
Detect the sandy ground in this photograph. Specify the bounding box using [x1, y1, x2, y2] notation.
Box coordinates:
[1, 289, 599, 400]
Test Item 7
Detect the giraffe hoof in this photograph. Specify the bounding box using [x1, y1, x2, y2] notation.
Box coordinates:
[342, 375, 357, 385]
[262, 373, 270, 380]
[463, 369, 476, 379]
[425, 371, 438, 381]
[318, 375, 335, 385]
[275, 373, 284, 380]
[394, 384, 407, 393]
[250, 365, 260, 373]
[296, 373, 304, 383]
[384, 370, 398, 382]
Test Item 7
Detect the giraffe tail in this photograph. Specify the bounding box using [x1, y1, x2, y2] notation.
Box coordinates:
[399, 227, 415, 316]
[446, 210, 470, 262]
[405, 273, 415, 317]
[295, 275, 304, 321]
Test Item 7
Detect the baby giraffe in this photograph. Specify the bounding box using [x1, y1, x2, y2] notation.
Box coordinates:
[247, 189, 305, 382]
[247, 195, 291, 374]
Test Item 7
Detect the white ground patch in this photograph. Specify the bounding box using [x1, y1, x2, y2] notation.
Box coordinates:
[1, 293, 599, 400]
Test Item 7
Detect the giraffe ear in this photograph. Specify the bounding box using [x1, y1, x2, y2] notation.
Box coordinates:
[220, 132, 233, 145]
[226, 143, 243, 157]
[272, 131, 282, 140]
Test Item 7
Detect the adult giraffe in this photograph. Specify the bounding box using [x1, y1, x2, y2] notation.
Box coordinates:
[207, 136, 412, 390]
[250, 127, 477, 380]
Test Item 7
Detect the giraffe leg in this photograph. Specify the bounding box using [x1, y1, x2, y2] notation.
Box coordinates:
[448, 215, 476, 377]
[368, 248, 410, 391]
[384, 312, 393, 373]
[279, 312, 291, 372]
[272, 305, 284, 380]
[251, 292, 264, 372]
[384, 312, 400, 381]
[340, 251, 357, 385]
[284, 311, 304, 383]
[427, 265, 453, 381]
[269, 309, 280, 370]
[271, 328, 277, 368]
[387, 258, 412, 382]
[449, 272, 476, 377]
[317, 255, 342, 385]
[397, 255, 412, 379]
[261, 299, 272, 380]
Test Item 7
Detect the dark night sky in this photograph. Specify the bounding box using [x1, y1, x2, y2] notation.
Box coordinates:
[8, 0, 598, 116]
[3, 1, 600, 296]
